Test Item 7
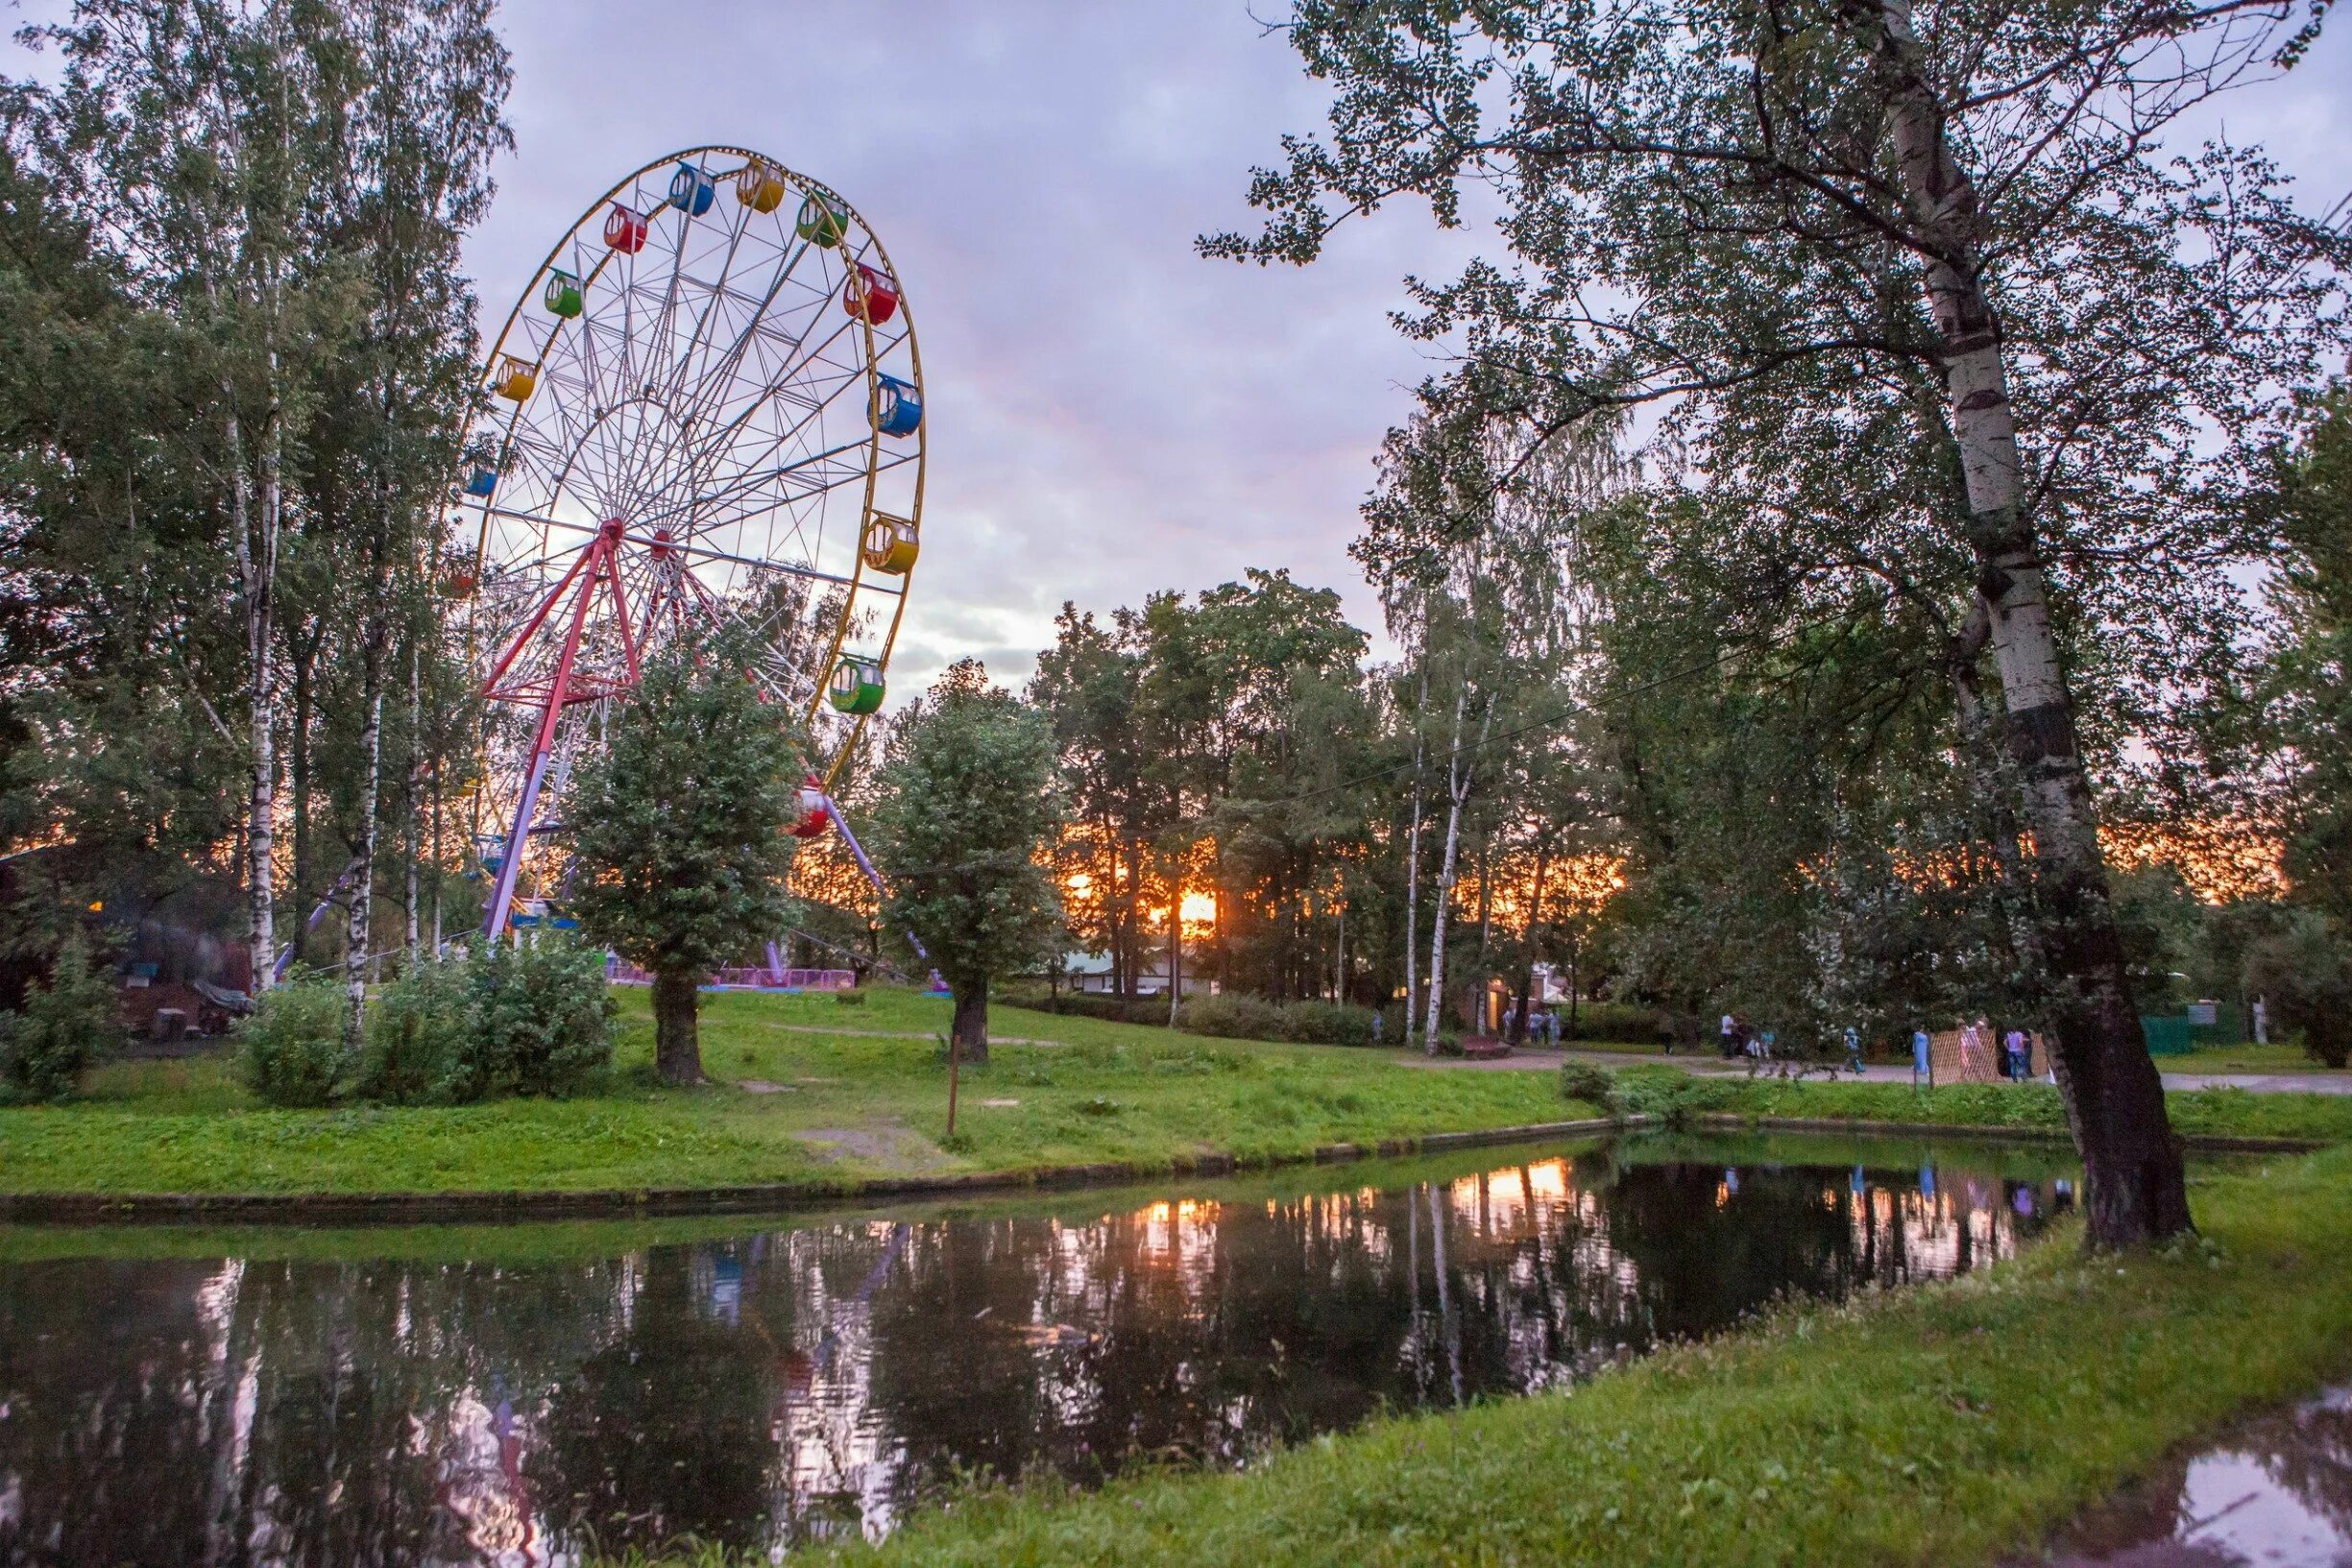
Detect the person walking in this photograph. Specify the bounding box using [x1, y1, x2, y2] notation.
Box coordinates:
[1720, 1012, 1736, 1058]
[2003, 1026, 2029, 1082]
[1912, 1026, 1932, 1089]
[1844, 1025, 1863, 1075]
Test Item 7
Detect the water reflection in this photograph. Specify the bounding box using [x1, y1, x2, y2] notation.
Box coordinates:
[2032, 1385, 2352, 1566]
[0, 1137, 2070, 1565]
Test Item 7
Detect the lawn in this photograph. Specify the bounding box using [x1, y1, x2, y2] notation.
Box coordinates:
[2158, 1041, 2347, 1075]
[0, 987, 1595, 1197]
[1638, 1070, 2352, 1145]
[611, 1143, 2352, 1568]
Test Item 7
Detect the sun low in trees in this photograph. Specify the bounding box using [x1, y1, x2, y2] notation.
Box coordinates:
[568, 633, 805, 1085]
[869, 661, 1066, 1065]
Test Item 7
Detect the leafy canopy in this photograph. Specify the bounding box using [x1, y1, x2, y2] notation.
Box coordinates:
[567, 630, 806, 977]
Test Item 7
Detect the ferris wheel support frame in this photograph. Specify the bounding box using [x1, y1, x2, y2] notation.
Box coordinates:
[480, 519, 639, 938]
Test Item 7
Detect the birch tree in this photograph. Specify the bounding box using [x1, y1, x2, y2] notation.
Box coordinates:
[1211, 0, 2349, 1246]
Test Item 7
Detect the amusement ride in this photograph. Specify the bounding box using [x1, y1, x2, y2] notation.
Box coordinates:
[447, 147, 922, 943]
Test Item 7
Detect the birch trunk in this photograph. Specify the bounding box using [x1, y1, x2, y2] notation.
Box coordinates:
[345, 656, 385, 1045]
[405, 651, 422, 954]
[1874, 0, 2188, 1246]
[1403, 659, 1429, 1049]
[1422, 681, 1470, 1050]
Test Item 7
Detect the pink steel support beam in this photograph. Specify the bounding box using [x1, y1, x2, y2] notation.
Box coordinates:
[482, 520, 624, 939]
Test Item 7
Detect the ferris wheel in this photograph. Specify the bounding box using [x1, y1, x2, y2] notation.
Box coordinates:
[448, 146, 924, 938]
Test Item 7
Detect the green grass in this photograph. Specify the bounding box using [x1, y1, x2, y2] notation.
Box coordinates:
[0, 987, 1596, 1196]
[602, 1144, 2352, 1568]
[1628, 1071, 2352, 1145]
[2157, 1042, 2346, 1074]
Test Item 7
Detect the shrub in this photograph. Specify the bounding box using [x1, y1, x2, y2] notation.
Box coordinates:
[1564, 1000, 1663, 1044]
[469, 936, 615, 1098]
[1276, 1000, 1380, 1046]
[236, 975, 353, 1107]
[1179, 992, 1284, 1042]
[1000, 991, 1169, 1025]
[0, 938, 120, 1103]
[1558, 1060, 1617, 1111]
[835, 989, 868, 1007]
[356, 956, 474, 1105]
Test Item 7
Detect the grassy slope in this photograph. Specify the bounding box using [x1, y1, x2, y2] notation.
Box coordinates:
[1665, 1072, 2352, 1144]
[611, 1146, 2352, 1568]
[0, 988, 1592, 1195]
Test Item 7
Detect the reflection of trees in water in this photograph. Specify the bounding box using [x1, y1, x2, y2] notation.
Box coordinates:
[531, 1245, 778, 1558]
[0, 1252, 637, 1566]
[2235, 1393, 2352, 1539]
[0, 1155, 2049, 1563]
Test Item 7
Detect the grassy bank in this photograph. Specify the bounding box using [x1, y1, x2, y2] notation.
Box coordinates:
[0, 988, 1589, 1197]
[1621, 1069, 2352, 1145]
[611, 1143, 2352, 1568]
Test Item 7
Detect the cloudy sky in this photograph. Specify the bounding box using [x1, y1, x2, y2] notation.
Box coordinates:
[458, 2, 1481, 691]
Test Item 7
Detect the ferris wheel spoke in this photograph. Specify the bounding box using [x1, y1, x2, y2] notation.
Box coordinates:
[675, 304, 875, 490]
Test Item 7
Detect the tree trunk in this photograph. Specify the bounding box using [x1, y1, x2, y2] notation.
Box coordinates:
[344, 675, 383, 1049]
[1423, 681, 1471, 1051]
[951, 984, 989, 1065]
[1403, 658, 1429, 1048]
[404, 649, 421, 954]
[1873, 0, 2187, 1246]
[1166, 878, 1183, 1027]
[1510, 842, 1551, 1046]
[652, 968, 703, 1084]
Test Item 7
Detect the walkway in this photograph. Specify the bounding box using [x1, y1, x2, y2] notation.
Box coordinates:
[1396, 1046, 2352, 1095]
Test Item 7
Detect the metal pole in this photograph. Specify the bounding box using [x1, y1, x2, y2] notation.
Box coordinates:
[483, 522, 618, 939]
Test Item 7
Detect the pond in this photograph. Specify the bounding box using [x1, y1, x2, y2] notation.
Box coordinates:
[0, 1132, 2077, 1565]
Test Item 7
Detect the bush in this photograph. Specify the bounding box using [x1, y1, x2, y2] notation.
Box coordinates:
[1564, 1000, 1663, 1044]
[1276, 1000, 1380, 1046]
[1002, 991, 1171, 1025]
[469, 936, 615, 1098]
[0, 938, 119, 1103]
[356, 956, 474, 1105]
[1178, 991, 1284, 1042]
[236, 975, 353, 1107]
[835, 989, 868, 1007]
[1558, 1060, 1618, 1110]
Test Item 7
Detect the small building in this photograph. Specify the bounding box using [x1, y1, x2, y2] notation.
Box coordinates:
[1058, 951, 1214, 998]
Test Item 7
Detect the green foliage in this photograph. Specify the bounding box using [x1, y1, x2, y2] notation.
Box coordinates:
[1176, 992, 1282, 1042]
[568, 633, 807, 979]
[836, 990, 868, 1008]
[236, 975, 353, 1108]
[1180, 993, 1380, 1047]
[467, 937, 616, 1098]
[355, 955, 475, 1105]
[0, 938, 118, 1103]
[1555, 1060, 1617, 1112]
[2242, 909, 2352, 1069]
[871, 665, 1066, 1006]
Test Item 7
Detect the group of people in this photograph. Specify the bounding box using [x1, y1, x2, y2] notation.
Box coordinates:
[1714, 1014, 1780, 1061]
[1909, 1021, 2042, 1084]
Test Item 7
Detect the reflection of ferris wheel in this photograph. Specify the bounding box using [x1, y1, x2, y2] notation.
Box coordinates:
[449, 147, 924, 937]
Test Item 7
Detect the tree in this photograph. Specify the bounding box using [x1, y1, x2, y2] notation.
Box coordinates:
[869, 662, 1065, 1064]
[1210, 0, 2349, 1245]
[568, 635, 804, 1084]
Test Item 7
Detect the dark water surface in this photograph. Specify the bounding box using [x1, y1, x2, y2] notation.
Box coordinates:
[2030, 1384, 2352, 1567]
[0, 1133, 2074, 1565]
